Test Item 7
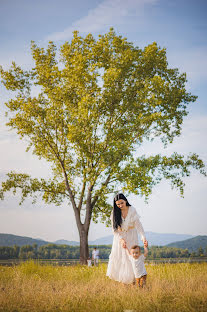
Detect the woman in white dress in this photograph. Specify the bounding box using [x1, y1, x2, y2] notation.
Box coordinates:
[106, 193, 148, 284]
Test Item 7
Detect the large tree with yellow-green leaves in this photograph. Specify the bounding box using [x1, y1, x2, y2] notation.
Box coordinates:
[0, 29, 205, 263]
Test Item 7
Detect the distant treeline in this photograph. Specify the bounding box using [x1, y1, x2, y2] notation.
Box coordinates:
[0, 244, 110, 260]
[0, 244, 207, 260]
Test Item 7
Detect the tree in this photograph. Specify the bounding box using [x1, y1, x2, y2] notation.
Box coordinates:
[0, 29, 206, 264]
[197, 247, 204, 257]
[190, 252, 196, 258]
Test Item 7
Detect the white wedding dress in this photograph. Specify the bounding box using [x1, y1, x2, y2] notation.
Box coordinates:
[106, 205, 146, 284]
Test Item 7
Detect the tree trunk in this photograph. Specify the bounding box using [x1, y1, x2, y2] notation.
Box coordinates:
[63, 172, 93, 265]
[78, 187, 93, 264]
[79, 228, 89, 264]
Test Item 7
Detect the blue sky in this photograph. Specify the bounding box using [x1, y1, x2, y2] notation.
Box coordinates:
[0, 0, 207, 242]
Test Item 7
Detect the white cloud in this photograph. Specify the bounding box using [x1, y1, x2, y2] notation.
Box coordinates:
[46, 0, 158, 41]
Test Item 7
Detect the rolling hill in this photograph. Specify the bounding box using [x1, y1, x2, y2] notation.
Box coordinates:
[0, 234, 81, 247]
[0, 232, 195, 247]
[88, 232, 194, 246]
[0, 233, 50, 247]
[166, 235, 207, 252]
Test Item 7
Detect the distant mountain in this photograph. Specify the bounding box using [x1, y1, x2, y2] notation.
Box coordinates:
[144, 232, 194, 246]
[0, 232, 197, 247]
[88, 232, 194, 246]
[0, 233, 51, 247]
[54, 239, 79, 246]
[166, 235, 207, 252]
[88, 235, 112, 245]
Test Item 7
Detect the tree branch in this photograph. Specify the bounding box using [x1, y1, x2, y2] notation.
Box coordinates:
[78, 181, 86, 211]
[116, 153, 206, 199]
[84, 183, 94, 232]
[60, 161, 83, 228]
[0, 173, 68, 205]
[91, 174, 111, 208]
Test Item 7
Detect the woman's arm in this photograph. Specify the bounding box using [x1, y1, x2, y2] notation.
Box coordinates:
[132, 207, 148, 246]
[124, 246, 130, 257]
[134, 214, 146, 242]
[144, 240, 148, 257]
[114, 228, 127, 248]
[144, 246, 148, 257]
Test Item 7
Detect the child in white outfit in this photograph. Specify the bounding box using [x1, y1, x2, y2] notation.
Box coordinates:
[92, 247, 99, 266]
[87, 257, 92, 267]
[125, 241, 148, 287]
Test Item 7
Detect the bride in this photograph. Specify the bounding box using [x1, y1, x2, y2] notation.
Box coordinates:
[106, 193, 148, 284]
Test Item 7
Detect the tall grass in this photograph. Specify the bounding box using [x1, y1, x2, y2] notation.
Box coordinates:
[0, 261, 207, 312]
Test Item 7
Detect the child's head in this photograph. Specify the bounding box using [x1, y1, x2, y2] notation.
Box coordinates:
[130, 245, 141, 259]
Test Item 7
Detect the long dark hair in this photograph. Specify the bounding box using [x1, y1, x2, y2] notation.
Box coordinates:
[113, 193, 131, 231]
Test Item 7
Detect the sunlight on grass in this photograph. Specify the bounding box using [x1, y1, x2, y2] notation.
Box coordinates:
[0, 261, 207, 312]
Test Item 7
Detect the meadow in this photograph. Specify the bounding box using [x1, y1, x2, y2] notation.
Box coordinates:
[0, 261, 207, 312]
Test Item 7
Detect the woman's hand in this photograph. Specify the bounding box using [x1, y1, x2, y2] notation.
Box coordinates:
[144, 240, 148, 248]
[120, 238, 126, 248]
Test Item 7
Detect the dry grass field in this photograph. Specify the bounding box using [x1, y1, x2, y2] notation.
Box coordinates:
[0, 261, 207, 312]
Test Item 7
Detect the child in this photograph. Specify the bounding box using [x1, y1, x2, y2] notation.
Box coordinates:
[125, 242, 148, 287]
[87, 257, 92, 267]
[92, 247, 99, 266]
